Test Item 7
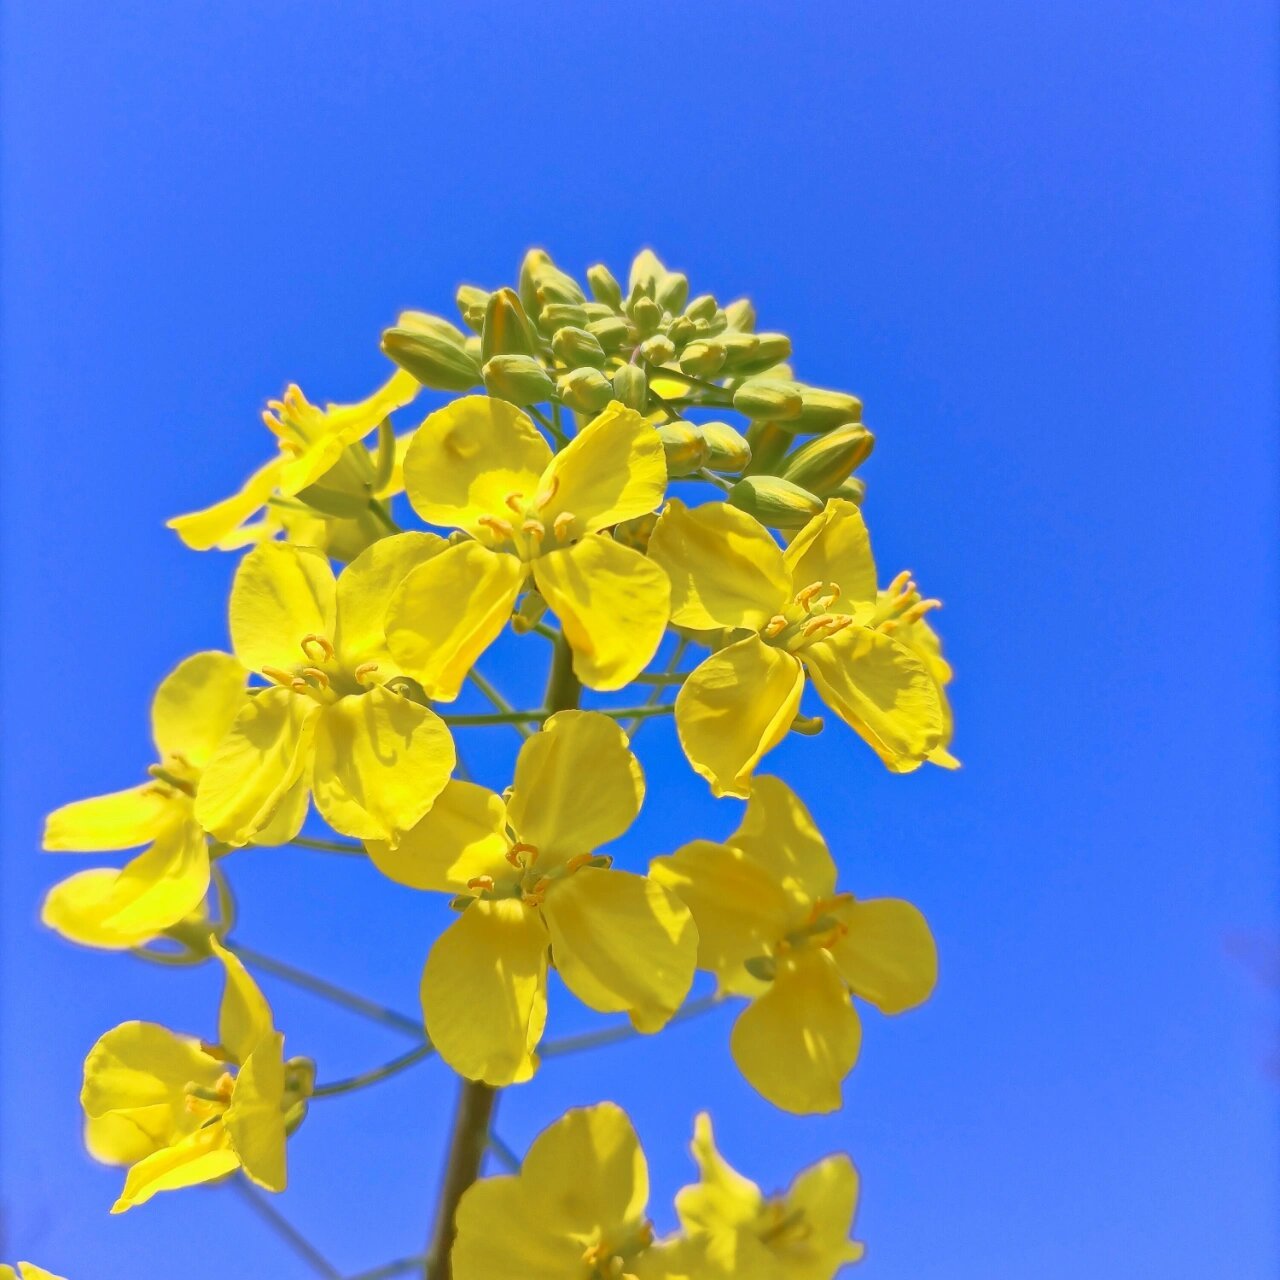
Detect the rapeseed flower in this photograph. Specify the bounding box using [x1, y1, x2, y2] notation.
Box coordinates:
[0, 1266, 67, 1280]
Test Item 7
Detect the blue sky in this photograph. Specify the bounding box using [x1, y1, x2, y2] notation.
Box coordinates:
[2, 3, 1276, 1277]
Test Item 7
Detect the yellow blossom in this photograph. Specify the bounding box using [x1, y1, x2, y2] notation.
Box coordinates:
[887, 599, 959, 769]
[368, 710, 697, 1085]
[650, 777, 936, 1113]
[81, 938, 313, 1212]
[388, 396, 671, 694]
[674, 1113, 864, 1279]
[648, 497, 946, 797]
[453, 1102, 697, 1280]
[41, 652, 246, 950]
[168, 363, 419, 551]
[193, 535, 455, 845]
[0, 1266, 68, 1280]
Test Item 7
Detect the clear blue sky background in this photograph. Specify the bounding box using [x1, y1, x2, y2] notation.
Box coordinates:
[2, 3, 1276, 1277]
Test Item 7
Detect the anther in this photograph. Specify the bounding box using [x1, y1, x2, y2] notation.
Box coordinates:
[521, 519, 546, 541]
[553, 511, 576, 539]
[902, 597, 942, 624]
[504, 491, 526, 514]
[802, 614, 839, 637]
[564, 853, 595, 874]
[824, 616, 853, 637]
[353, 661, 380, 684]
[887, 569, 913, 598]
[478, 514, 516, 539]
[506, 842, 538, 867]
[301, 666, 330, 689]
[762, 614, 789, 638]
[794, 580, 826, 609]
[466, 875, 495, 893]
[261, 665, 295, 686]
[300, 634, 335, 662]
[290, 678, 310, 694]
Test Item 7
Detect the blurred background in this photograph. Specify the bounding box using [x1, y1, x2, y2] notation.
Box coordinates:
[2, 3, 1276, 1277]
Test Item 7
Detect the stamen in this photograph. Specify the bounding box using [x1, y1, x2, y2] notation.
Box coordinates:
[553, 511, 576, 539]
[478, 514, 516, 540]
[503, 491, 526, 514]
[564, 852, 595, 875]
[802, 614, 839, 637]
[521, 876, 551, 906]
[902, 597, 942, 623]
[506, 842, 539, 867]
[823, 616, 853, 637]
[290, 678, 311, 694]
[278, 439, 304, 456]
[353, 661, 380, 684]
[521, 518, 546, 541]
[301, 666, 330, 689]
[300, 633, 335, 662]
[533, 475, 560, 509]
[794, 580, 825, 609]
[762, 614, 789, 638]
[466, 875, 495, 893]
[261, 665, 295, 686]
[886, 569, 913, 599]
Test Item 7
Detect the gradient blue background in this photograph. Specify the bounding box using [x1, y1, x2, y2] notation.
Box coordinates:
[2, 3, 1276, 1277]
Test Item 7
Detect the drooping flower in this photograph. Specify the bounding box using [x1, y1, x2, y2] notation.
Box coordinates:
[81, 938, 313, 1212]
[650, 777, 936, 1113]
[387, 396, 671, 694]
[368, 710, 697, 1085]
[674, 1113, 864, 1279]
[647, 497, 947, 797]
[194, 535, 455, 845]
[41, 651, 247, 950]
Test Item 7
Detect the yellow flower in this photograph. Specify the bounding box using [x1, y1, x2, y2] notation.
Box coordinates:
[453, 1102, 696, 1280]
[81, 938, 313, 1213]
[41, 652, 246, 950]
[650, 777, 936, 1114]
[168, 365, 419, 551]
[0, 1266, 68, 1280]
[388, 396, 671, 694]
[888, 599, 960, 769]
[194, 535, 455, 845]
[368, 710, 697, 1085]
[674, 1113, 864, 1280]
[648, 497, 946, 797]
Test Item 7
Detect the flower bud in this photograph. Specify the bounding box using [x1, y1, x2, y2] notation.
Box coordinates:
[455, 285, 490, 332]
[629, 248, 666, 299]
[558, 367, 615, 413]
[587, 263, 624, 309]
[482, 353, 555, 406]
[743, 421, 793, 476]
[638, 334, 676, 366]
[684, 293, 718, 322]
[657, 421, 710, 476]
[656, 271, 689, 314]
[580, 301, 617, 322]
[518, 248, 552, 318]
[666, 316, 697, 346]
[381, 326, 482, 391]
[724, 298, 756, 332]
[535, 271, 587, 308]
[698, 422, 751, 474]
[611, 364, 648, 412]
[828, 476, 867, 505]
[552, 326, 607, 368]
[537, 302, 589, 334]
[630, 296, 664, 336]
[728, 332, 792, 376]
[779, 424, 875, 494]
[728, 475, 824, 529]
[732, 377, 803, 421]
[679, 340, 727, 377]
[793, 387, 863, 433]
[396, 310, 468, 347]
[481, 287, 538, 362]
[587, 315, 631, 352]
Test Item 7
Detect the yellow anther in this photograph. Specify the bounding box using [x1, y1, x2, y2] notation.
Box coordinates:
[506, 842, 539, 867]
[353, 661, 380, 684]
[301, 633, 335, 662]
[879, 619, 900, 634]
[902, 597, 942, 624]
[261, 664, 295, 686]
[762, 614, 789, 638]
[887, 569, 913, 598]
[533, 475, 560, 509]
[794, 580, 826, 608]
[522, 876, 551, 906]
[504, 491, 526, 514]
[478, 514, 516, 539]
[466, 875, 495, 893]
[553, 511, 576, 539]
[301, 666, 330, 688]
[290, 678, 311, 694]
[823, 615, 853, 637]
[802, 614, 839, 637]
[521, 518, 546, 540]
[564, 852, 595, 875]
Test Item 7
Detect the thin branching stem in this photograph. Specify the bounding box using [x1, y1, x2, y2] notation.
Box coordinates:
[541, 992, 725, 1058]
[231, 1176, 342, 1279]
[312, 1041, 437, 1099]
[466, 670, 532, 739]
[486, 1131, 522, 1173]
[527, 404, 568, 446]
[284, 836, 366, 856]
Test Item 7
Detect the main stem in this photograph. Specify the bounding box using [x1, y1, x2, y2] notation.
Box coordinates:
[424, 633, 581, 1279]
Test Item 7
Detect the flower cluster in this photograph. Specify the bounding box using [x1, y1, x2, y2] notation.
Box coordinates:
[38, 249, 954, 1278]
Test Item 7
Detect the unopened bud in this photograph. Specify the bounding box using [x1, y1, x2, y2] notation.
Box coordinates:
[728, 475, 824, 529]
[537, 302, 589, 334]
[552, 326, 607, 368]
[829, 476, 867, 505]
[638, 334, 676, 366]
[630, 295, 664, 336]
[679, 340, 727, 377]
[656, 271, 689, 313]
[728, 332, 792, 376]
[611, 364, 648, 412]
[586, 315, 631, 352]
[381, 327, 482, 392]
[724, 298, 756, 332]
[580, 301, 617, 322]
[667, 316, 697, 346]
[482, 354, 555, 406]
[629, 248, 666, 299]
[732, 377, 803, 421]
[793, 387, 864, 433]
[518, 248, 551, 319]
[657, 422, 710, 477]
[455, 286, 491, 333]
[684, 293, 718, 322]
[558, 367, 615, 413]
[534, 271, 587, 308]
[779, 424, 875, 494]
[743, 421, 793, 476]
[396, 311, 467, 347]
[699, 422, 751, 474]
[481, 288, 538, 362]
[586, 264, 624, 309]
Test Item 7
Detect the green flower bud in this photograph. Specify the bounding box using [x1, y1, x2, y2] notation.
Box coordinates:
[455, 285, 490, 333]
[727, 331, 792, 376]
[630, 295, 664, 336]
[518, 248, 552, 318]
[551, 326, 607, 369]
[743, 421, 793, 476]
[793, 387, 864, 433]
[684, 293, 718, 322]
[828, 476, 867, 505]
[698, 422, 751, 474]
[512, 589, 547, 635]
[587, 315, 632, 352]
[729, 475, 825, 529]
[679, 340, 727, 377]
[667, 316, 697, 346]
[780, 424, 875, 494]
[657, 421, 710, 477]
[482, 353, 555, 406]
[537, 302, 590, 334]
[732, 377, 803, 421]
[580, 301, 617, 321]
[693, 311, 729, 339]
[587, 263, 624, 309]
[724, 298, 756, 332]
[481, 287, 538, 362]
[612, 364, 648, 412]
[656, 271, 689, 313]
[535, 270, 587, 308]
[381, 326, 482, 392]
[629, 248, 666, 299]
[395, 310, 468, 347]
[558, 366, 615, 413]
[638, 334, 677, 366]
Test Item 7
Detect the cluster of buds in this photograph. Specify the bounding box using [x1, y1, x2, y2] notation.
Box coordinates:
[379, 248, 873, 531]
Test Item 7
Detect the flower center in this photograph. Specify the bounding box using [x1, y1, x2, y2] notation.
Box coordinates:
[460, 842, 611, 908]
[183, 1070, 236, 1126]
[262, 384, 323, 456]
[260, 634, 381, 702]
[868, 569, 942, 634]
[581, 1221, 655, 1278]
[760, 581, 852, 653]
[758, 1200, 812, 1249]
[474, 482, 579, 562]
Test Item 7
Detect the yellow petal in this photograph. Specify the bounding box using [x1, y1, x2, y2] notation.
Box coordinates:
[521, 1102, 648, 1238]
[367, 779, 510, 892]
[41, 820, 210, 950]
[649, 840, 794, 996]
[402, 395, 552, 538]
[151, 651, 247, 771]
[506, 710, 643, 868]
[804, 625, 944, 771]
[540, 868, 696, 1032]
[674, 1112, 762, 1234]
[111, 1124, 240, 1213]
[194, 687, 318, 846]
[674, 639, 805, 799]
[533, 536, 670, 691]
[228, 542, 337, 676]
[730, 950, 861, 1114]
[728, 776, 835, 909]
[537, 401, 666, 532]
[333, 530, 449, 671]
[648, 498, 790, 631]
[828, 897, 938, 1014]
[783, 499, 878, 608]
[250, 771, 311, 846]
[225, 1032, 287, 1192]
[453, 1175, 585, 1280]
[311, 688, 454, 841]
[784, 1153, 865, 1271]
[12, 1264, 69, 1280]
[167, 457, 284, 552]
[210, 937, 275, 1063]
[386, 541, 524, 701]
[43, 784, 179, 853]
[421, 899, 548, 1086]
